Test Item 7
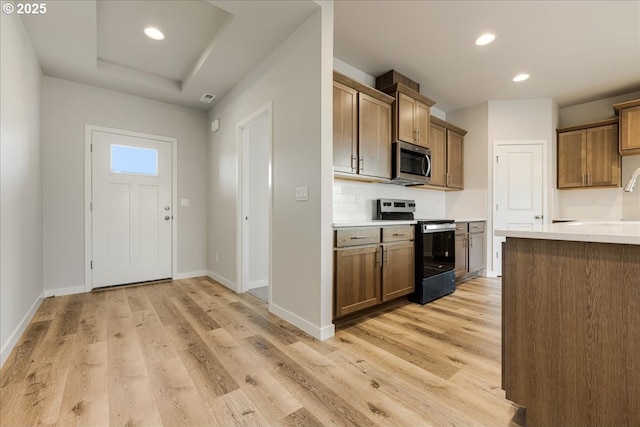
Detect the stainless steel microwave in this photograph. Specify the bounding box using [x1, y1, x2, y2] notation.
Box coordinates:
[391, 141, 431, 185]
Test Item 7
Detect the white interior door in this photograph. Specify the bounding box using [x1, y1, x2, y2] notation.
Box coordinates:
[91, 131, 172, 288]
[240, 110, 270, 293]
[493, 143, 544, 275]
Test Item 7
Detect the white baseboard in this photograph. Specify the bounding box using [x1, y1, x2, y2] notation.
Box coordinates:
[269, 302, 335, 341]
[1, 292, 44, 367]
[207, 271, 237, 292]
[173, 270, 209, 280]
[44, 285, 86, 298]
[248, 279, 268, 289]
[484, 270, 501, 278]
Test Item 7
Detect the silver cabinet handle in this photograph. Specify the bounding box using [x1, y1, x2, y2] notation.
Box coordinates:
[351, 156, 357, 172]
[392, 233, 406, 236]
[359, 156, 364, 172]
[350, 236, 369, 240]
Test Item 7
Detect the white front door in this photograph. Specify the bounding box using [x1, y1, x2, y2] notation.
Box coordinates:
[91, 131, 172, 288]
[493, 143, 544, 275]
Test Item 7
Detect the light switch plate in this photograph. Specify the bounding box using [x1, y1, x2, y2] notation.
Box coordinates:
[295, 186, 309, 201]
[181, 198, 191, 207]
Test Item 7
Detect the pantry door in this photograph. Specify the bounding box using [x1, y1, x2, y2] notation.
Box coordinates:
[90, 129, 173, 288]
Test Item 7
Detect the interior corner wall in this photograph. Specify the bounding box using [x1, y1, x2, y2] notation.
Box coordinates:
[1, 11, 44, 366]
[41, 77, 209, 293]
[207, 6, 330, 336]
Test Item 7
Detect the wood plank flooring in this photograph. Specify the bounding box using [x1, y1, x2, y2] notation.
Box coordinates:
[0, 277, 524, 426]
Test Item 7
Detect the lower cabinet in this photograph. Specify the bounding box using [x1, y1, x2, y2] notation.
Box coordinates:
[334, 225, 414, 319]
[454, 221, 485, 281]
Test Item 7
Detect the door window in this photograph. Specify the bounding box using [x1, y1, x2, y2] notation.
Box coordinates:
[110, 144, 158, 176]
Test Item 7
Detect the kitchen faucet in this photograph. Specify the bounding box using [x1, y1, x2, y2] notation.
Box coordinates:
[623, 167, 640, 192]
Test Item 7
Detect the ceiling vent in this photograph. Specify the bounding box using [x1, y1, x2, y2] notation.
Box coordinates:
[199, 93, 216, 103]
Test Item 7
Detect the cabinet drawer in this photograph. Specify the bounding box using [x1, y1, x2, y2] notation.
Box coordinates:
[382, 225, 414, 242]
[469, 222, 485, 234]
[455, 222, 468, 235]
[335, 227, 380, 247]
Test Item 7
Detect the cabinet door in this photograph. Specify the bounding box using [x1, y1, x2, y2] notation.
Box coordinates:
[429, 123, 447, 187]
[586, 124, 620, 187]
[333, 82, 358, 174]
[334, 245, 381, 318]
[381, 241, 414, 302]
[468, 232, 485, 274]
[620, 105, 640, 155]
[358, 93, 391, 179]
[397, 92, 416, 143]
[447, 130, 464, 189]
[557, 130, 587, 188]
[415, 101, 431, 149]
[454, 233, 468, 279]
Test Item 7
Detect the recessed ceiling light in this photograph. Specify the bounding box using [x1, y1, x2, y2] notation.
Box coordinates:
[475, 33, 496, 46]
[144, 27, 164, 41]
[513, 73, 530, 82]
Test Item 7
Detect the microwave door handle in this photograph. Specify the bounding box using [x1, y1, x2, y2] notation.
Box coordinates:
[424, 154, 431, 177]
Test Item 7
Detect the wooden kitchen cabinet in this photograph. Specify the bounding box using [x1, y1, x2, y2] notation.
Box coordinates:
[333, 71, 394, 180]
[334, 225, 414, 319]
[429, 117, 466, 190]
[455, 221, 485, 281]
[557, 119, 620, 189]
[334, 228, 381, 318]
[613, 99, 640, 155]
[379, 83, 435, 149]
[381, 225, 414, 302]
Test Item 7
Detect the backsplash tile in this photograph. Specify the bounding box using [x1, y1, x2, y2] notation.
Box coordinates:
[333, 179, 447, 221]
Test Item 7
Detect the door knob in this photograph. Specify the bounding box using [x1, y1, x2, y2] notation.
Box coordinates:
[164, 216, 171, 221]
[164, 206, 170, 211]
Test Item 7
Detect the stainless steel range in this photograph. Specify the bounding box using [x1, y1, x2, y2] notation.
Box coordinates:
[377, 199, 456, 304]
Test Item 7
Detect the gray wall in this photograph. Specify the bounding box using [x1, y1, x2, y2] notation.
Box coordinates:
[41, 77, 209, 293]
[1, 12, 43, 365]
[208, 5, 335, 338]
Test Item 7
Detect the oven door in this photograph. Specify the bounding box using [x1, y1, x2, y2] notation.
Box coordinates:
[421, 228, 455, 278]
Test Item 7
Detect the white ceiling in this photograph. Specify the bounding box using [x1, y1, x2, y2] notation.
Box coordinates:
[17, 0, 640, 113]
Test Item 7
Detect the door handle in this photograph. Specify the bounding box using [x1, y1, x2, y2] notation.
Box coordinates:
[164, 216, 171, 221]
[535, 215, 543, 220]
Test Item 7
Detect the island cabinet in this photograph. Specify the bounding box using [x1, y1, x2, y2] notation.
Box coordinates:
[378, 83, 436, 149]
[454, 221, 485, 281]
[502, 236, 640, 426]
[428, 117, 466, 189]
[613, 98, 640, 155]
[334, 225, 414, 319]
[333, 71, 394, 180]
[557, 119, 620, 188]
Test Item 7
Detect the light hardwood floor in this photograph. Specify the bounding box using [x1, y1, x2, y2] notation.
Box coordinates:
[0, 277, 524, 426]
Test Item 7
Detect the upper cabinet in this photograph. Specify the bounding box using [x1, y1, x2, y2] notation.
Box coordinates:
[613, 99, 640, 156]
[557, 119, 620, 189]
[375, 71, 435, 149]
[333, 71, 394, 180]
[427, 117, 466, 190]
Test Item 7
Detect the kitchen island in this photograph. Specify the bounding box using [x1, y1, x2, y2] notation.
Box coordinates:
[496, 221, 640, 427]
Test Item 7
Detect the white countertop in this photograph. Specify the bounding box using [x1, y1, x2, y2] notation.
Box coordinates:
[333, 220, 417, 228]
[495, 221, 640, 245]
[453, 218, 487, 223]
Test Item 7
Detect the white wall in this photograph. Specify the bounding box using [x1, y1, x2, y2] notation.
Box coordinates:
[557, 91, 640, 221]
[1, 11, 44, 366]
[41, 77, 209, 294]
[208, 5, 335, 339]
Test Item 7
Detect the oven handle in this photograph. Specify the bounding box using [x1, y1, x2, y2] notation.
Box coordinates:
[422, 223, 456, 233]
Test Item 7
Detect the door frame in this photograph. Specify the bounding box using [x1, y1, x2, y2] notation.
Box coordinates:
[84, 125, 178, 292]
[490, 139, 547, 277]
[236, 102, 273, 305]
